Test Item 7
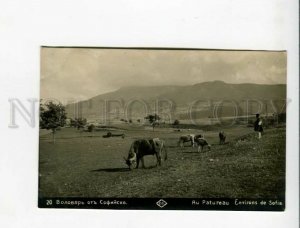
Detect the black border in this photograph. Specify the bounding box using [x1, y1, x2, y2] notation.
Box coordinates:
[38, 197, 285, 211]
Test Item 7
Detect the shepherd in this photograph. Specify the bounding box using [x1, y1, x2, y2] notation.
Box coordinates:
[254, 113, 263, 139]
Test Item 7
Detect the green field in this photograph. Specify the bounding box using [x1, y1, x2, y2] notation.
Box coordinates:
[39, 124, 285, 198]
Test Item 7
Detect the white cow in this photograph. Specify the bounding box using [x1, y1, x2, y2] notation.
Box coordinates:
[178, 134, 204, 148]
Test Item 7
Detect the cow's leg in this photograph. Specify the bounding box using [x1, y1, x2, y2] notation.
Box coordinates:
[179, 141, 183, 148]
[198, 145, 202, 153]
[136, 158, 140, 169]
[158, 147, 163, 165]
[141, 157, 145, 168]
[155, 152, 162, 166]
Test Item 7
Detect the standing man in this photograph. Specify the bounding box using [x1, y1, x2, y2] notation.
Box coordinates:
[254, 113, 263, 139]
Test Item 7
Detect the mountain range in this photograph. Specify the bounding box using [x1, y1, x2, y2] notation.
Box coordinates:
[65, 81, 286, 121]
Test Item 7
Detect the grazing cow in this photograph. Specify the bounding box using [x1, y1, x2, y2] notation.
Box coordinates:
[178, 134, 195, 147]
[195, 134, 204, 140]
[124, 138, 167, 170]
[219, 131, 226, 144]
[178, 134, 204, 148]
[195, 138, 211, 152]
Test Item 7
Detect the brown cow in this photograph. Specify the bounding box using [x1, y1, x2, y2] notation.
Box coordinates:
[195, 138, 211, 152]
[124, 138, 167, 170]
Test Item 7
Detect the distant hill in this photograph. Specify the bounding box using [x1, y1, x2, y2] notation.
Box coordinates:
[66, 81, 286, 121]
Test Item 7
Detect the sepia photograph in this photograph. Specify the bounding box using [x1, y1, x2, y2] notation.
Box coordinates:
[39, 47, 286, 210]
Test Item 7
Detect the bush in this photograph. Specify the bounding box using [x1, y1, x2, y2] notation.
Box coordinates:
[278, 113, 286, 123]
[87, 124, 95, 132]
[173, 119, 180, 125]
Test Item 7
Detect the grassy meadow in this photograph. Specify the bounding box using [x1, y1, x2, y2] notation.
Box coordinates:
[39, 124, 285, 198]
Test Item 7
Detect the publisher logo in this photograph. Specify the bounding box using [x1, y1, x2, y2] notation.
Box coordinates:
[156, 199, 168, 208]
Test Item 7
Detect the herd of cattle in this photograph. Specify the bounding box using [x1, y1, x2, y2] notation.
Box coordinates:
[121, 131, 227, 170]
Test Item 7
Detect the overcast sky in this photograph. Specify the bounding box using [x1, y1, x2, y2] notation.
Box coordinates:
[41, 48, 286, 101]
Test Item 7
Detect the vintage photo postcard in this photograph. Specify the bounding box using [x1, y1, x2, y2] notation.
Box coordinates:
[39, 47, 286, 210]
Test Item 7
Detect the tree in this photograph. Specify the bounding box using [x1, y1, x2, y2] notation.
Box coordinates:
[145, 114, 160, 131]
[70, 118, 77, 127]
[40, 101, 67, 143]
[74, 118, 87, 130]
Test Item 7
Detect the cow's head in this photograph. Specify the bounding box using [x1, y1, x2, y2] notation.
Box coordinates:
[124, 152, 136, 170]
